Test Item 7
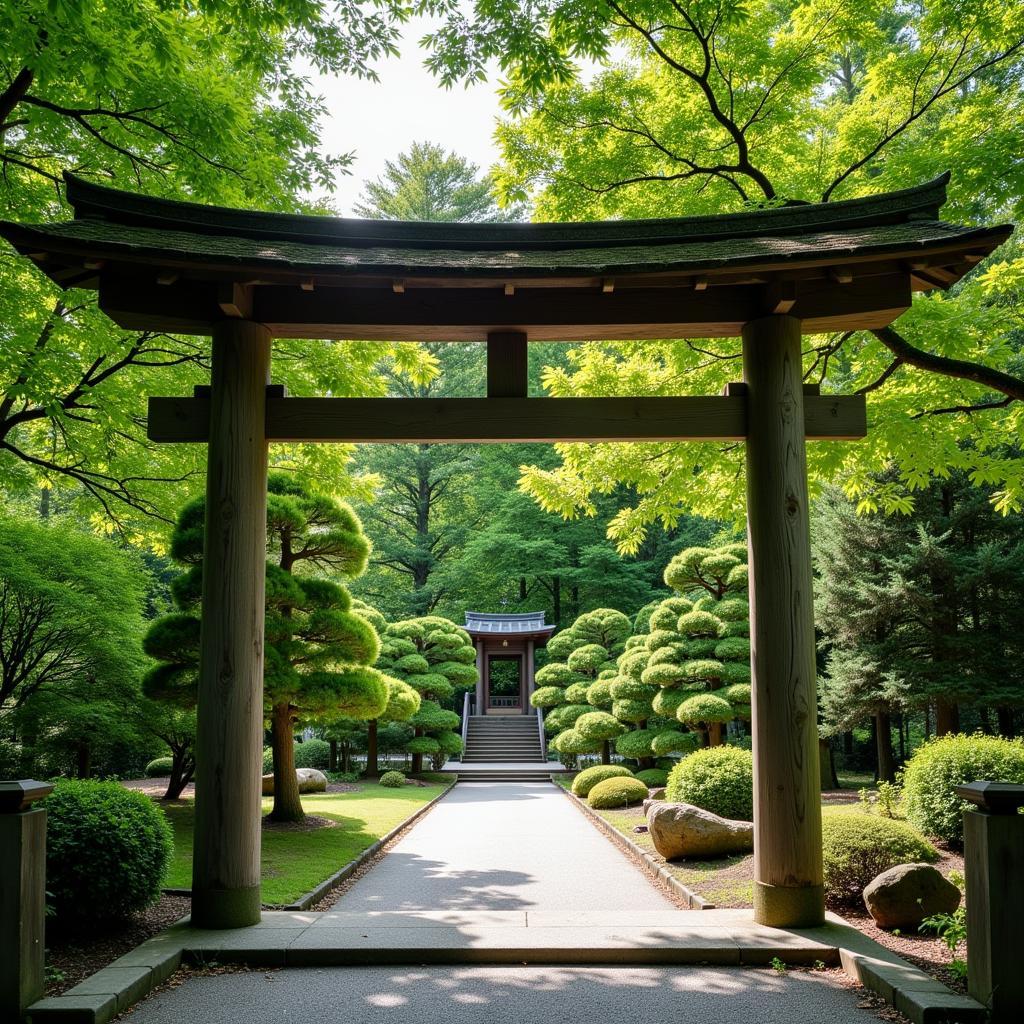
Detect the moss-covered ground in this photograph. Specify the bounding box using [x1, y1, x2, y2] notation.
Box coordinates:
[162, 777, 450, 905]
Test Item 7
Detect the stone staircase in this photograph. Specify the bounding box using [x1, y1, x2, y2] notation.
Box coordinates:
[457, 715, 554, 781]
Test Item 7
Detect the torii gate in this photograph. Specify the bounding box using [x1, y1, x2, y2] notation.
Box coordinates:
[0, 172, 1009, 932]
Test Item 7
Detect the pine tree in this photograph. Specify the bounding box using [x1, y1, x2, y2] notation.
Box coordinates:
[144, 474, 393, 822]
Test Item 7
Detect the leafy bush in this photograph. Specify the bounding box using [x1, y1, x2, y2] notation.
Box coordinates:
[588, 776, 650, 809]
[615, 728, 660, 760]
[294, 738, 332, 770]
[571, 763, 634, 797]
[262, 747, 274, 774]
[145, 756, 174, 777]
[821, 810, 937, 905]
[379, 771, 406, 788]
[903, 734, 1024, 845]
[46, 779, 173, 922]
[666, 746, 754, 820]
[635, 768, 668, 788]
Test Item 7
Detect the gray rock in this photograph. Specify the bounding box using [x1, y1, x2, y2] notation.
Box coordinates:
[863, 863, 961, 930]
[646, 801, 754, 860]
[649, 787, 666, 801]
[261, 768, 328, 796]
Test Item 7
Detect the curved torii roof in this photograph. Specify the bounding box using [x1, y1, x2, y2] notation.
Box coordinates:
[464, 611, 557, 643]
[0, 172, 1010, 342]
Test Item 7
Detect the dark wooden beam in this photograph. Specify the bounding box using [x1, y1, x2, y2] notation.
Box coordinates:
[487, 331, 528, 398]
[147, 394, 867, 444]
[100, 273, 911, 342]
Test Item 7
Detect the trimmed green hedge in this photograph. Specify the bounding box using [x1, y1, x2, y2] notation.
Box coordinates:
[587, 776, 650, 809]
[379, 771, 406, 788]
[903, 734, 1024, 845]
[145, 756, 174, 778]
[294, 738, 332, 770]
[571, 764, 634, 797]
[666, 746, 753, 820]
[46, 779, 173, 922]
[634, 768, 668, 788]
[822, 810, 937, 905]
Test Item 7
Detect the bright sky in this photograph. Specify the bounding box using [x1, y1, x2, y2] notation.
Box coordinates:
[302, 17, 506, 216]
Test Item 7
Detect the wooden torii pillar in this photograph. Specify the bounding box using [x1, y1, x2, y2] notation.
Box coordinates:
[1, 172, 1005, 932]
[743, 314, 823, 926]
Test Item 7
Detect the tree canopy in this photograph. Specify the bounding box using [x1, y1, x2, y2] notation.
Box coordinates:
[413, 1, 1024, 549]
[0, 1, 432, 535]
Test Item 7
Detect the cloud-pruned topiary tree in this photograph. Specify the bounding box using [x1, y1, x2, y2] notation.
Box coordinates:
[145, 473, 392, 823]
[635, 544, 752, 751]
[533, 608, 631, 764]
[376, 616, 478, 772]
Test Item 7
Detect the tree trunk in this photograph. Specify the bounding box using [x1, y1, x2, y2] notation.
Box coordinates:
[707, 722, 724, 747]
[979, 708, 994, 735]
[411, 751, 424, 774]
[365, 719, 379, 777]
[600, 739, 611, 765]
[997, 707, 1015, 737]
[875, 711, 896, 783]
[269, 702, 303, 822]
[818, 738, 838, 791]
[897, 713, 906, 762]
[163, 746, 195, 800]
[842, 731, 854, 757]
[75, 743, 91, 779]
[328, 739, 338, 772]
[935, 699, 959, 736]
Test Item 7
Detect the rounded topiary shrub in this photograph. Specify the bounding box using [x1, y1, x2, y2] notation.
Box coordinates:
[46, 779, 173, 922]
[379, 771, 406, 788]
[571, 764, 634, 798]
[903, 734, 1024, 845]
[822, 810, 937, 905]
[635, 768, 668, 788]
[145, 756, 174, 778]
[665, 746, 753, 820]
[294, 738, 332, 770]
[587, 776, 650, 809]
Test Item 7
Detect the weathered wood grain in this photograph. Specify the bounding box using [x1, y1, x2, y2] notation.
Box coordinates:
[147, 394, 867, 444]
[190, 319, 270, 929]
[743, 314, 825, 928]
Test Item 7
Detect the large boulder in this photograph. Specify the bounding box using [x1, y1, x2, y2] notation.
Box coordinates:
[261, 768, 328, 796]
[646, 801, 754, 860]
[863, 863, 961, 930]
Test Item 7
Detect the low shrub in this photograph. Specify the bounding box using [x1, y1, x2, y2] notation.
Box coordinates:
[145, 756, 174, 778]
[903, 734, 1024, 845]
[46, 779, 173, 922]
[666, 746, 753, 820]
[571, 764, 634, 798]
[821, 810, 937, 905]
[587, 776, 650, 809]
[262, 747, 274, 774]
[634, 768, 668, 788]
[379, 770, 406, 788]
[294, 738, 332, 770]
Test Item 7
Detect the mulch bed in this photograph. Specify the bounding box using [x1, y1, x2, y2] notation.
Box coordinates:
[45, 895, 192, 996]
[261, 813, 338, 832]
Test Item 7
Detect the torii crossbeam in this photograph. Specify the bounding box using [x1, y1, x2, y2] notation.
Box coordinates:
[0, 171, 1010, 932]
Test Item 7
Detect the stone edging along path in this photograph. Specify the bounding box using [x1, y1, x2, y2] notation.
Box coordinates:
[558, 785, 714, 910]
[161, 779, 456, 908]
[283, 779, 455, 910]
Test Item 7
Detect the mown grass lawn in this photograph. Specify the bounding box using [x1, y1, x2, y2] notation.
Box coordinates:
[162, 778, 450, 905]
